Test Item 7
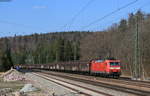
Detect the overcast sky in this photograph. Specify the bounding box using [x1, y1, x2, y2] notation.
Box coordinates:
[0, 0, 150, 37]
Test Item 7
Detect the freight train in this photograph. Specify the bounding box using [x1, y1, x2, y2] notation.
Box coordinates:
[16, 58, 121, 78]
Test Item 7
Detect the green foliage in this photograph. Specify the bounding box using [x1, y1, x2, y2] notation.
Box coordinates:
[0, 32, 83, 66]
[0, 49, 13, 71]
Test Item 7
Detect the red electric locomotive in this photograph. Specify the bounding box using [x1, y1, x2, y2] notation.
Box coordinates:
[90, 59, 121, 78]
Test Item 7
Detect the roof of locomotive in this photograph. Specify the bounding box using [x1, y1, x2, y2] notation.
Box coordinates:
[90, 57, 120, 62]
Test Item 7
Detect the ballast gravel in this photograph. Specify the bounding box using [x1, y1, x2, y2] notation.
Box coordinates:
[38, 72, 137, 96]
[25, 73, 83, 96]
[25, 72, 136, 96]
[1, 69, 25, 82]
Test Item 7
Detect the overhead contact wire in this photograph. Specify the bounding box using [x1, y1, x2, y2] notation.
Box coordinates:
[81, 0, 139, 30]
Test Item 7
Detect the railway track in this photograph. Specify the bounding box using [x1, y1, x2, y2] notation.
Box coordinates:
[32, 72, 112, 96]
[71, 73, 150, 89]
[97, 77, 150, 88]
[40, 70, 150, 89]
[33, 70, 150, 96]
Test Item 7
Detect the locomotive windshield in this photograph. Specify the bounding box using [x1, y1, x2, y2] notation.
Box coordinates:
[95, 60, 103, 62]
[110, 62, 120, 66]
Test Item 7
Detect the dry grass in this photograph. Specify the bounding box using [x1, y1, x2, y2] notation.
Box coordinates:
[0, 72, 4, 76]
[23, 90, 47, 96]
[0, 77, 25, 91]
[0, 77, 2, 81]
[0, 77, 45, 96]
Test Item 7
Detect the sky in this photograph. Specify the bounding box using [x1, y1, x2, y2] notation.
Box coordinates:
[0, 0, 150, 37]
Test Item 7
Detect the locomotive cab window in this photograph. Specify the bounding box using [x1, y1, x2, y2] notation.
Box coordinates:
[95, 60, 103, 63]
[110, 62, 120, 66]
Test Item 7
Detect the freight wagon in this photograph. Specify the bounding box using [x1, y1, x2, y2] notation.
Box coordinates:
[17, 58, 121, 78]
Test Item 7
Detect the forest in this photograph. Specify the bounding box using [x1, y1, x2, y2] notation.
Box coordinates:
[0, 10, 150, 78]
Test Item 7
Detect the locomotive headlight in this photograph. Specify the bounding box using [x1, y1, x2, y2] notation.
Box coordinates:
[115, 67, 120, 69]
[110, 67, 114, 69]
[110, 67, 120, 69]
